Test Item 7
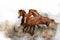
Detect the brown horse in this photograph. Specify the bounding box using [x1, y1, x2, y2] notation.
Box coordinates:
[18, 9, 55, 26]
[18, 9, 41, 35]
[18, 9, 41, 25]
[18, 9, 55, 36]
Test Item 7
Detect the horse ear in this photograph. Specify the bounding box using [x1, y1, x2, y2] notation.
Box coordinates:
[19, 10, 22, 12]
[19, 10, 26, 13]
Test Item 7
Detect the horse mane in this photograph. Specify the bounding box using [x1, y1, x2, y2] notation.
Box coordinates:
[29, 9, 38, 13]
[29, 9, 42, 17]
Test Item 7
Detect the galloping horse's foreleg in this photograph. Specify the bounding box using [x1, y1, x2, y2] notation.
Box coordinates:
[23, 26, 28, 33]
[23, 23, 27, 32]
[37, 24, 41, 29]
[26, 26, 30, 33]
[29, 26, 35, 36]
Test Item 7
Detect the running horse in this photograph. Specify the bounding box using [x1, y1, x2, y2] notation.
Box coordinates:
[18, 9, 55, 36]
[19, 9, 41, 25]
[18, 9, 41, 35]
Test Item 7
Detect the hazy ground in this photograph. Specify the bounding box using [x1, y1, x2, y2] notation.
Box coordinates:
[0, 13, 60, 40]
[0, 0, 60, 40]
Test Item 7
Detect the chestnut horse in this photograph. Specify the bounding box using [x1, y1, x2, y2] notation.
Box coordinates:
[18, 9, 55, 36]
[18, 9, 41, 35]
[18, 9, 55, 26]
[18, 9, 40, 25]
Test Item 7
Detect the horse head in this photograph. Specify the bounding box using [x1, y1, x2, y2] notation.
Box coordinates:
[29, 9, 42, 17]
[18, 9, 26, 18]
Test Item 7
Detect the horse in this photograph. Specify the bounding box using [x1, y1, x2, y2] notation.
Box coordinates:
[18, 10, 41, 35]
[18, 9, 56, 36]
[18, 9, 37, 25]
[18, 9, 41, 25]
[18, 9, 55, 26]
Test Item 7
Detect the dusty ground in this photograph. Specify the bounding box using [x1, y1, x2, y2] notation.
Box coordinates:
[0, 14, 60, 40]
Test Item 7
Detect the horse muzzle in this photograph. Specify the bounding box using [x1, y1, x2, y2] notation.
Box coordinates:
[18, 16, 20, 18]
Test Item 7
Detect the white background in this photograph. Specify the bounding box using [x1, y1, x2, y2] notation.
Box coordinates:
[0, 0, 60, 22]
[0, 0, 60, 40]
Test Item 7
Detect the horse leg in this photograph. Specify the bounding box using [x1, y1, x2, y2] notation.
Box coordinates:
[23, 26, 28, 33]
[26, 26, 30, 33]
[46, 23, 49, 28]
[33, 26, 35, 34]
[23, 23, 27, 32]
[28, 26, 33, 35]
[31, 26, 33, 35]
[30, 26, 35, 36]
[37, 24, 41, 29]
[28, 26, 30, 35]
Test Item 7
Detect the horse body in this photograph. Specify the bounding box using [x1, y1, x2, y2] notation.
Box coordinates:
[18, 9, 54, 26]
[26, 16, 53, 26]
[18, 9, 42, 35]
[26, 16, 41, 26]
[18, 9, 56, 36]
